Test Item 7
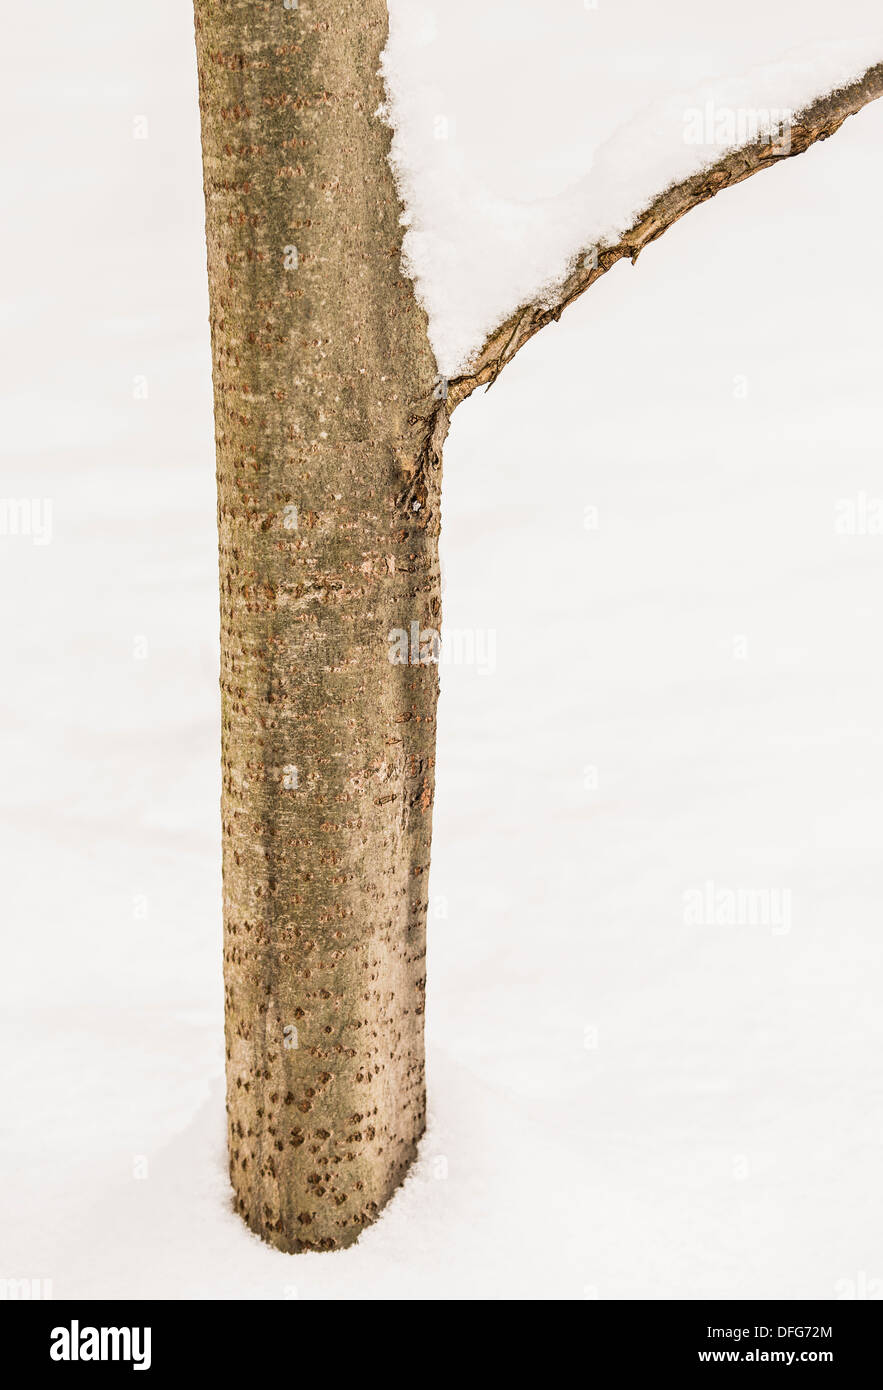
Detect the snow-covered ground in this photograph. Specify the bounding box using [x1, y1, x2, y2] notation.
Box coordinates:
[1, 0, 882, 1300]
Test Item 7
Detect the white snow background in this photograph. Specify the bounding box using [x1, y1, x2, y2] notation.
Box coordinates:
[1, 0, 882, 1299]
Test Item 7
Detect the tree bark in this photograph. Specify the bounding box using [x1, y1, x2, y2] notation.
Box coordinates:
[193, 2, 882, 1254]
[193, 0, 445, 1251]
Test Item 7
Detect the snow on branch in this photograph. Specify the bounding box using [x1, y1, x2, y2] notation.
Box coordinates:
[444, 56, 883, 408]
[382, 22, 883, 398]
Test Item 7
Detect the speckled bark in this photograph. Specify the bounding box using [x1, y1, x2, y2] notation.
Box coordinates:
[193, 0, 445, 1251]
[192, 4, 882, 1258]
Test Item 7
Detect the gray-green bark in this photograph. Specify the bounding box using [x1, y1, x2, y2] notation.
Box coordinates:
[193, 0, 446, 1252]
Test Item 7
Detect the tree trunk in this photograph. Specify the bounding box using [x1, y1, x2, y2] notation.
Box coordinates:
[193, 0, 446, 1252]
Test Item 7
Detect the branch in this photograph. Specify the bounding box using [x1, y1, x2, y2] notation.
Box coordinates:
[446, 60, 883, 411]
